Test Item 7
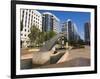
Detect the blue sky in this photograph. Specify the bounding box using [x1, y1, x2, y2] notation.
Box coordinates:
[38, 10, 90, 40]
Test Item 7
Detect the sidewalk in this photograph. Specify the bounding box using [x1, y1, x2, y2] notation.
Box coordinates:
[37, 46, 90, 68]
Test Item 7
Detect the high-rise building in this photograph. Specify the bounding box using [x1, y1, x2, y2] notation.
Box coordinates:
[20, 9, 42, 48]
[62, 19, 80, 41]
[42, 12, 60, 33]
[73, 23, 80, 41]
[84, 22, 90, 44]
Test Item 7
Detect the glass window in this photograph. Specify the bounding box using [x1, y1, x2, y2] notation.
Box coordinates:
[25, 29, 26, 31]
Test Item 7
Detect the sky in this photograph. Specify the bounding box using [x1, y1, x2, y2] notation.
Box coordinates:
[38, 10, 90, 40]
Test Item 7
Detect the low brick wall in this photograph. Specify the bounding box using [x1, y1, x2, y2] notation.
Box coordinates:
[21, 58, 32, 69]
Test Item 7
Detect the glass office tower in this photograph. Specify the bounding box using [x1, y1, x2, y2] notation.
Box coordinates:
[42, 12, 60, 33]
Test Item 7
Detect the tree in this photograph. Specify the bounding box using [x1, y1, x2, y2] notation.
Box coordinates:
[49, 31, 56, 38]
[38, 31, 46, 45]
[28, 25, 40, 47]
[77, 39, 84, 45]
[28, 26, 57, 47]
[45, 31, 56, 41]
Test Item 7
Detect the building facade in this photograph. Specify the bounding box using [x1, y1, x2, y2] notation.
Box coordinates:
[62, 19, 80, 41]
[20, 9, 42, 48]
[84, 22, 90, 44]
[42, 12, 60, 33]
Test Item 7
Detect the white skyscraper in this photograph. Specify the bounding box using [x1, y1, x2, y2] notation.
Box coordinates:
[20, 9, 42, 48]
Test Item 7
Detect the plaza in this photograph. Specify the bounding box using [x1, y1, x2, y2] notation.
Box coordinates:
[20, 9, 91, 69]
[21, 45, 90, 69]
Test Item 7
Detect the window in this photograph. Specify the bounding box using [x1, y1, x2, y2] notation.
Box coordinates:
[22, 10, 24, 22]
[28, 10, 31, 28]
[31, 11, 33, 26]
[25, 29, 26, 31]
[28, 30, 30, 32]
[24, 34, 26, 36]
[25, 10, 28, 27]
[34, 20, 35, 22]
[26, 41, 29, 43]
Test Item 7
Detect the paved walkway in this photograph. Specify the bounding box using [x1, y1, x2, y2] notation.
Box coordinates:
[21, 46, 90, 68]
[37, 46, 90, 68]
[66, 46, 90, 61]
